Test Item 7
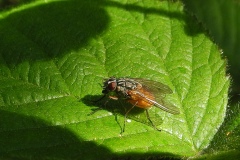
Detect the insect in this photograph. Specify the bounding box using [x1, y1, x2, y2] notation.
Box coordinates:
[100, 77, 180, 133]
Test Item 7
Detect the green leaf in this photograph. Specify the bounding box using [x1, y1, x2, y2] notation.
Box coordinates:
[182, 0, 240, 97]
[182, 0, 240, 158]
[0, 0, 229, 159]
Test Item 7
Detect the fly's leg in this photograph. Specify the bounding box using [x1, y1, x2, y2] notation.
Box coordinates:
[88, 95, 116, 115]
[88, 108, 102, 116]
[114, 112, 124, 136]
[121, 102, 137, 134]
[145, 109, 161, 131]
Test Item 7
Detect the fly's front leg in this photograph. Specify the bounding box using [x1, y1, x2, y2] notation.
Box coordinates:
[90, 95, 118, 115]
[109, 96, 118, 100]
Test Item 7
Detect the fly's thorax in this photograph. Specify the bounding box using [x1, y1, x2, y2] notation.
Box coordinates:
[102, 77, 144, 98]
[114, 78, 142, 98]
[116, 78, 142, 90]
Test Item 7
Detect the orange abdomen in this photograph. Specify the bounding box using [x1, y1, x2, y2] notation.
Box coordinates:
[127, 88, 155, 109]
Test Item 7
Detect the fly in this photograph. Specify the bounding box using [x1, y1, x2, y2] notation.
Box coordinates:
[100, 77, 180, 133]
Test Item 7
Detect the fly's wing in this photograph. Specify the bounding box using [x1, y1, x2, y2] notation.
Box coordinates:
[133, 78, 180, 115]
[153, 95, 180, 114]
[132, 78, 173, 94]
[135, 89, 180, 114]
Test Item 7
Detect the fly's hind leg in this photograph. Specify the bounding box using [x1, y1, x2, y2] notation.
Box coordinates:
[145, 109, 161, 131]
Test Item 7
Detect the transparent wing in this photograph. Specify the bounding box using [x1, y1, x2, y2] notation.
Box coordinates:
[153, 95, 180, 114]
[132, 78, 173, 94]
[132, 78, 180, 114]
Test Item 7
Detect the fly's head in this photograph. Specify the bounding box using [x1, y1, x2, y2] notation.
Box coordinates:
[102, 77, 117, 95]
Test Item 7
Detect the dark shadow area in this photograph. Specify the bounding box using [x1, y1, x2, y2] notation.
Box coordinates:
[103, 0, 205, 36]
[116, 153, 181, 160]
[0, 0, 109, 67]
[104, 1, 184, 20]
[197, 150, 240, 160]
[0, 109, 180, 159]
[0, 0, 33, 10]
[0, 109, 111, 159]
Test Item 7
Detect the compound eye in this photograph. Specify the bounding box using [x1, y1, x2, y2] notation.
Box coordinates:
[108, 81, 117, 91]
